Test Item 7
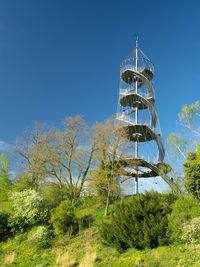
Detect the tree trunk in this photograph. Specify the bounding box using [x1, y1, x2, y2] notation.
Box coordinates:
[105, 190, 110, 216]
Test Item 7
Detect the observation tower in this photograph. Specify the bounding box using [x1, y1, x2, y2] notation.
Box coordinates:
[116, 37, 175, 194]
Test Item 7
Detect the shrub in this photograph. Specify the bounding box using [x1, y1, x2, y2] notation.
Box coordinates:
[8, 189, 50, 232]
[100, 192, 176, 251]
[49, 199, 76, 235]
[181, 216, 200, 244]
[167, 195, 200, 242]
[0, 210, 11, 241]
[28, 225, 53, 248]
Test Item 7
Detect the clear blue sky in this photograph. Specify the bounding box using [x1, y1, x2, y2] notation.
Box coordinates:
[0, 0, 199, 188]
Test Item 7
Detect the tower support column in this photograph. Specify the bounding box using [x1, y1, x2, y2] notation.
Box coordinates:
[135, 38, 139, 195]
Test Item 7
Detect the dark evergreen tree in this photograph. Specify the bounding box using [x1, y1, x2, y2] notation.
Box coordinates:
[100, 191, 177, 250]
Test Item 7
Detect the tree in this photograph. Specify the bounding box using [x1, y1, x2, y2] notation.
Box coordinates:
[100, 192, 177, 250]
[168, 101, 200, 162]
[89, 118, 130, 216]
[14, 123, 52, 191]
[167, 101, 200, 191]
[0, 154, 12, 202]
[183, 143, 200, 199]
[167, 133, 189, 161]
[89, 161, 122, 216]
[47, 115, 98, 201]
[15, 116, 98, 202]
[178, 101, 200, 129]
[41, 183, 68, 209]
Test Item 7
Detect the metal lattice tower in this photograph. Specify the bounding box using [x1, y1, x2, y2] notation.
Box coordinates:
[116, 37, 177, 194]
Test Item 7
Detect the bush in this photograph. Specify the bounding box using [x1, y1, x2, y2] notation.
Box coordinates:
[28, 225, 53, 248]
[0, 210, 11, 241]
[8, 189, 50, 232]
[181, 216, 200, 244]
[49, 199, 76, 235]
[167, 195, 200, 243]
[100, 192, 176, 251]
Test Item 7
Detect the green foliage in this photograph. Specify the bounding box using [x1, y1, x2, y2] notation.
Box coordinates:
[28, 225, 53, 248]
[0, 210, 11, 241]
[0, 153, 12, 202]
[167, 133, 188, 161]
[178, 101, 200, 128]
[95, 204, 116, 223]
[167, 195, 200, 242]
[89, 160, 122, 216]
[183, 143, 200, 199]
[13, 173, 35, 192]
[0, 232, 55, 266]
[74, 196, 117, 228]
[91, 161, 122, 197]
[75, 196, 99, 229]
[170, 171, 185, 193]
[0, 195, 200, 267]
[76, 196, 100, 209]
[8, 189, 50, 232]
[0, 231, 199, 267]
[181, 216, 200, 245]
[100, 192, 176, 251]
[49, 199, 76, 235]
[158, 163, 172, 176]
[167, 101, 200, 171]
[42, 184, 68, 209]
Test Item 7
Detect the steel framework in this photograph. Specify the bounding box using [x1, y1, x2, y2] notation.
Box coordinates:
[116, 38, 177, 194]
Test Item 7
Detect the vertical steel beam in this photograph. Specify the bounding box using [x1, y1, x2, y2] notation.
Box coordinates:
[135, 38, 139, 195]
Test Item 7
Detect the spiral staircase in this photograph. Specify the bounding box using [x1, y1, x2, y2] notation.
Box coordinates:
[116, 38, 178, 194]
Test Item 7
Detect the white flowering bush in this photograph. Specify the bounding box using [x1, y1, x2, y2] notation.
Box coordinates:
[9, 189, 50, 231]
[28, 225, 52, 248]
[181, 217, 200, 244]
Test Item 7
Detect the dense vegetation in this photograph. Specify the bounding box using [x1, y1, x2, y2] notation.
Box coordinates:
[100, 192, 177, 250]
[0, 102, 200, 266]
[0, 194, 200, 266]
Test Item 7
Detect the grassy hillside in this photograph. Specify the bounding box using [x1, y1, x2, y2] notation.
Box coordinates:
[0, 196, 200, 266]
[0, 226, 200, 266]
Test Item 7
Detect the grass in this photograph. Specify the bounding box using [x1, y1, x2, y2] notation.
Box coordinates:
[56, 252, 76, 266]
[79, 251, 97, 267]
[0, 196, 200, 266]
[1, 230, 200, 266]
[4, 252, 15, 264]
